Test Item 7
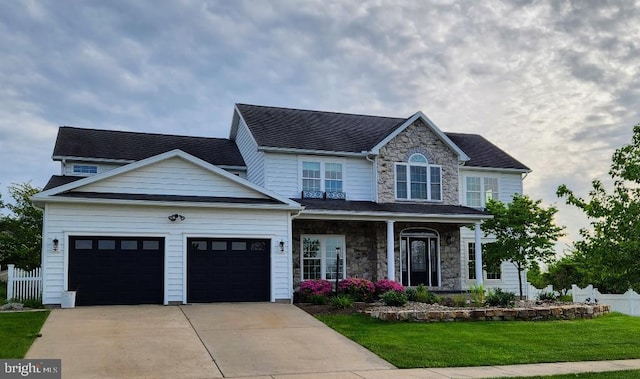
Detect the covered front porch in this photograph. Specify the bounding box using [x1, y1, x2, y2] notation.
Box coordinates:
[291, 199, 491, 291]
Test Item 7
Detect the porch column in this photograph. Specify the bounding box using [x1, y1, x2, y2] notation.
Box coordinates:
[474, 222, 483, 286]
[386, 220, 395, 281]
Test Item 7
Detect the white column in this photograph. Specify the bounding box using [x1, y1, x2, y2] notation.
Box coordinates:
[386, 220, 395, 281]
[474, 222, 483, 286]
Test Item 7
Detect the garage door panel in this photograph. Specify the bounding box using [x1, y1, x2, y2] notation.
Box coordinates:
[69, 237, 164, 306]
[187, 238, 270, 303]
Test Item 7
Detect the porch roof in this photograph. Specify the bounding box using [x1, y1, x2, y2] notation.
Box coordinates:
[294, 198, 491, 223]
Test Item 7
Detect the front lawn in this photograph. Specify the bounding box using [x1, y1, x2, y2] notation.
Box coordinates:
[511, 371, 640, 378]
[0, 311, 50, 358]
[317, 312, 640, 368]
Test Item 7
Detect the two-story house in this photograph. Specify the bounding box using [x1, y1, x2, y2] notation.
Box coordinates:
[33, 104, 530, 306]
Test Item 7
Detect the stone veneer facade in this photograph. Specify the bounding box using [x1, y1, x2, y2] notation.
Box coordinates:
[377, 119, 459, 204]
[292, 220, 465, 291]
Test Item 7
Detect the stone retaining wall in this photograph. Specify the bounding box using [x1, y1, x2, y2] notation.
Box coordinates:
[370, 304, 610, 322]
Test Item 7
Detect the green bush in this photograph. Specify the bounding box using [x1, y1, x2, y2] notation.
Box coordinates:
[470, 284, 485, 306]
[330, 294, 354, 309]
[537, 291, 558, 302]
[453, 294, 468, 307]
[415, 284, 441, 304]
[381, 290, 408, 306]
[405, 288, 418, 301]
[559, 294, 573, 302]
[486, 288, 516, 307]
[20, 297, 43, 309]
[308, 294, 328, 305]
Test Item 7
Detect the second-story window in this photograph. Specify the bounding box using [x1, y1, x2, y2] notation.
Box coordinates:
[302, 161, 343, 193]
[466, 176, 499, 207]
[395, 154, 442, 201]
[73, 165, 98, 174]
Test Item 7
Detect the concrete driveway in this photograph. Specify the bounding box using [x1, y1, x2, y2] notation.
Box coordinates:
[27, 303, 393, 378]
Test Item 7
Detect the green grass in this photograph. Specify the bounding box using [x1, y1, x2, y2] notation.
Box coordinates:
[316, 312, 640, 368]
[508, 371, 640, 378]
[0, 311, 50, 358]
[0, 280, 7, 305]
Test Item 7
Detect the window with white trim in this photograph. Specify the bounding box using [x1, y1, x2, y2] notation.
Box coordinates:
[468, 242, 501, 280]
[301, 161, 344, 193]
[73, 165, 98, 174]
[395, 154, 442, 201]
[301, 235, 346, 280]
[465, 176, 499, 207]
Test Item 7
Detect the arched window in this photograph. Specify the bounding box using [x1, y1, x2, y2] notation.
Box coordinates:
[395, 154, 442, 201]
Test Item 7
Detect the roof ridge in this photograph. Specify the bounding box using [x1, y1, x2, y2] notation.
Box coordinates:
[236, 103, 407, 121]
[58, 126, 229, 141]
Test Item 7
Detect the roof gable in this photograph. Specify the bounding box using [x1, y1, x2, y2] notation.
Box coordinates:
[53, 127, 246, 168]
[34, 150, 299, 208]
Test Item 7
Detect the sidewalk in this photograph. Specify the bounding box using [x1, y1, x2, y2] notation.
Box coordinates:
[241, 359, 640, 378]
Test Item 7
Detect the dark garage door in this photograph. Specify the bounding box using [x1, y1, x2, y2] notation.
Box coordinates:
[187, 238, 270, 302]
[69, 236, 164, 306]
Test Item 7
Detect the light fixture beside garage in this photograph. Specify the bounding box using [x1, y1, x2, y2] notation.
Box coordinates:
[52, 237, 59, 252]
[167, 213, 185, 222]
[279, 240, 285, 252]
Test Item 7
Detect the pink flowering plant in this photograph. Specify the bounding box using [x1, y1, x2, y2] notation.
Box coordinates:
[337, 277, 375, 302]
[375, 279, 405, 297]
[298, 279, 333, 301]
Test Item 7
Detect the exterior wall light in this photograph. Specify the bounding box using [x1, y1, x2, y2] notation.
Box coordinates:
[168, 214, 186, 222]
[53, 238, 59, 252]
[279, 240, 285, 252]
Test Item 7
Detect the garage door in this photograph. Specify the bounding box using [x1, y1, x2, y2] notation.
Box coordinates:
[187, 238, 270, 302]
[69, 236, 164, 306]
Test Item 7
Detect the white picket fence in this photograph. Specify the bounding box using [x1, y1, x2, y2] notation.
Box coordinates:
[572, 284, 640, 316]
[6, 264, 42, 301]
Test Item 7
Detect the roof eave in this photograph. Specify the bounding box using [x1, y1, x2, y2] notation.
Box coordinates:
[460, 165, 532, 174]
[296, 209, 492, 223]
[257, 146, 371, 157]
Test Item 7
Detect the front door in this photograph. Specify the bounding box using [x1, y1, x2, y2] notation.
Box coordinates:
[401, 235, 440, 287]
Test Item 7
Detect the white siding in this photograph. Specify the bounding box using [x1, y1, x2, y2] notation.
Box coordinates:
[263, 154, 374, 200]
[264, 153, 300, 198]
[235, 119, 265, 186]
[76, 157, 267, 199]
[41, 203, 291, 305]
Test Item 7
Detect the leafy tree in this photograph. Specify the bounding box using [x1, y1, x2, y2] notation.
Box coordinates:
[525, 261, 546, 289]
[557, 124, 640, 293]
[543, 255, 584, 295]
[481, 194, 565, 298]
[0, 183, 43, 270]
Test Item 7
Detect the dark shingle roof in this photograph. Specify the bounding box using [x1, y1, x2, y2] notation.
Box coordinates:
[55, 191, 283, 204]
[296, 198, 488, 216]
[43, 175, 83, 191]
[53, 127, 246, 167]
[236, 103, 406, 153]
[446, 133, 530, 171]
[237, 104, 529, 171]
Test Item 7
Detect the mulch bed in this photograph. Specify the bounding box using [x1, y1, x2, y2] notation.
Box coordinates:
[295, 302, 372, 316]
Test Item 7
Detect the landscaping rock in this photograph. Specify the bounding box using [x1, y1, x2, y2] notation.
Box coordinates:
[1, 303, 24, 311]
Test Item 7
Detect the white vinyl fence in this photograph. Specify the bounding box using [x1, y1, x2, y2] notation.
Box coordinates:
[572, 284, 640, 316]
[6, 264, 42, 301]
[524, 283, 556, 300]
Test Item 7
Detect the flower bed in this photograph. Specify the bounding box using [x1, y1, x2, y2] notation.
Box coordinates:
[368, 301, 611, 322]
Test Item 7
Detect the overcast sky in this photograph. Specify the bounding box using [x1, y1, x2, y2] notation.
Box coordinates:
[1, 0, 639, 253]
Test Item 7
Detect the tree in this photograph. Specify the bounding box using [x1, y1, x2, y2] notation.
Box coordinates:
[543, 255, 584, 295]
[0, 183, 43, 270]
[481, 194, 565, 298]
[525, 261, 546, 289]
[557, 123, 640, 293]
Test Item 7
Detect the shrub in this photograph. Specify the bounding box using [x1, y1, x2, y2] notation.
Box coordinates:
[375, 279, 404, 297]
[337, 278, 375, 302]
[414, 284, 441, 304]
[537, 291, 558, 302]
[381, 290, 408, 306]
[299, 279, 333, 301]
[486, 288, 516, 307]
[470, 284, 486, 306]
[453, 294, 468, 307]
[405, 287, 418, 301]
[559, 294, 573, 302]
[20, 297, 44, 309]
[308, 294, 328, 305]
[329, 294, 354, 309]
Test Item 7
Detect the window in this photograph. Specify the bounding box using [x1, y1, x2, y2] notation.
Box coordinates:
[468, 242, 502, 280]
[301, 160, 344, 194]
[73, 165, 97, 174]
[395, 154, 442, 201]
[301, 235, 346, 281]
[465, 176, 499, 207]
